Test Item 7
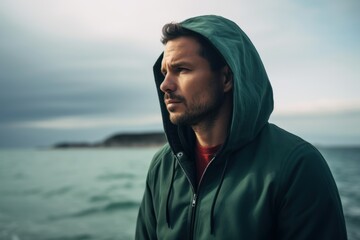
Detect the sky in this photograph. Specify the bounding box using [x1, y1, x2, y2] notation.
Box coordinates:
[0, 0, 359, 148]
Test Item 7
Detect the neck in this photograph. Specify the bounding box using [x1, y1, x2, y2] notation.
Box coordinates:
[192, 96, 232, 148]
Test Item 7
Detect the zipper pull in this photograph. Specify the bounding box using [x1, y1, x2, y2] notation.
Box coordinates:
[192, 194, 197, 207]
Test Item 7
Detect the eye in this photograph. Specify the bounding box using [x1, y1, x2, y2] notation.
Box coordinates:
[176, 67, 189, 73]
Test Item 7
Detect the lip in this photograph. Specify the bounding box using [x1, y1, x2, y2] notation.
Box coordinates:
[165, 99, 182, 105]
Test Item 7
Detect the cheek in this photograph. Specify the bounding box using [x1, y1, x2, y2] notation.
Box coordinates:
[187, 87, 213, 107]
[181, 73, 220, 102]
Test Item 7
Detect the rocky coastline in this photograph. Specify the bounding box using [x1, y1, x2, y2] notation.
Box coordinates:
[53, 132, 166, 148]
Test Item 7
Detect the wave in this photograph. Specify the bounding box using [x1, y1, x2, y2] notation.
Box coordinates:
[73, 201, 140, 217]
[3, 233, 94, 240]
[103, 201, 140, 211]
[89, 195, 111, 203]
[48, 200, 140, 221]
[46, 234, 93, 240]
[43, 186, 73, 198]
[97, 172, 136, 181]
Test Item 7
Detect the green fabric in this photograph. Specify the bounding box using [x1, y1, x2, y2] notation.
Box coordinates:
[136, 15, 347, 240]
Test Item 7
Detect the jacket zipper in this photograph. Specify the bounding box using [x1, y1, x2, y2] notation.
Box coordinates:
[176, 153, 219, 239]
[189, 193, 197, 239]
[198, 155, 217, 186]
[188, 155, 217, 239]
[174, 153, 197, 240]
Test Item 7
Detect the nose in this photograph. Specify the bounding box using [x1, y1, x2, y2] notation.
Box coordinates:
[160, 73, 176, 93]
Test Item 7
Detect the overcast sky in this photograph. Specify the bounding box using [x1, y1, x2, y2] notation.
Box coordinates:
[0, 0, 359, 148]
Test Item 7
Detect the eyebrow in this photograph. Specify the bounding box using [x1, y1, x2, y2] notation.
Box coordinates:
[161, 61, 192, 73]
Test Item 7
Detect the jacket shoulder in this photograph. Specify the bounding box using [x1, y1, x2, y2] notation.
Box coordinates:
[261, 124, 347, 238]
[263, 124, 333, 186]
[260, 123, 320, 161]
[147, 143, 174, 178]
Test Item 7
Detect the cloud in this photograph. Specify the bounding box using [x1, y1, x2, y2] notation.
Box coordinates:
[11, 114, 162, 130]
[273, 99, 360, 116]
[271, 106, 360, 146]
[0, 0, 359, 147]
[0, 17, 159, 125]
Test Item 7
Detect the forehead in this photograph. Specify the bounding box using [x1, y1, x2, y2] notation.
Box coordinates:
[161, 37, 202, 66]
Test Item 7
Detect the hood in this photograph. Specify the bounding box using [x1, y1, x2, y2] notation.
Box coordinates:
[153, 15, 273, 155]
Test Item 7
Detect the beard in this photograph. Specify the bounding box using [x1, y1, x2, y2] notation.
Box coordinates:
[165, 89, 225, 126]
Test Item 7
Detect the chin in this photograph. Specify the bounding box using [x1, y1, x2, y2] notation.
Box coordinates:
[170, 113, 199, 126]
[169, 115, 181, 125]
[169, 112, 186, 125]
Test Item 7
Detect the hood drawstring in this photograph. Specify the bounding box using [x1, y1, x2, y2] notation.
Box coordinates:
[210, 158, 229, 235]
[165, 155, 176, 228]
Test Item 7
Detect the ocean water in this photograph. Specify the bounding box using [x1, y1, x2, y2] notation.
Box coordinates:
[0, 147, 359, 240]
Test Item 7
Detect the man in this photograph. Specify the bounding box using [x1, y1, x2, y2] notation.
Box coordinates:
[136, 15, 347, 239]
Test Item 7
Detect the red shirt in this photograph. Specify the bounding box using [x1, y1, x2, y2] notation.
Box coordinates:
[195, 141, 221, 185]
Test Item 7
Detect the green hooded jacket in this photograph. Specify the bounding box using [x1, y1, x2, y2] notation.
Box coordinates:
[135, 15, 347, 240]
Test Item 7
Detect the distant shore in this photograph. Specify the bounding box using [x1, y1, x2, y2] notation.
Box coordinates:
[53, 132, 167, 148]
[52, 131, 360, 149]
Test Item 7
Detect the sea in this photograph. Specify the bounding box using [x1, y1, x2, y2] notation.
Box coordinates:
[0, 146, 359, 240]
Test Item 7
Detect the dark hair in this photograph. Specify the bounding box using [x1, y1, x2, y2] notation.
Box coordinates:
[161, 23, 227, 71]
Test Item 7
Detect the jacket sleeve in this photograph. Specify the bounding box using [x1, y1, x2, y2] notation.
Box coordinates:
[135, 173, 157, 240]
[276, 143, 347, 240]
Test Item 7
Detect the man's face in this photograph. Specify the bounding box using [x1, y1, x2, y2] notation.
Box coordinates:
[160, 36, 226, 126]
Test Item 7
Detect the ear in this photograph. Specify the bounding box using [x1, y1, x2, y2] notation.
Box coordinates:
[221, 66, 233, 93]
